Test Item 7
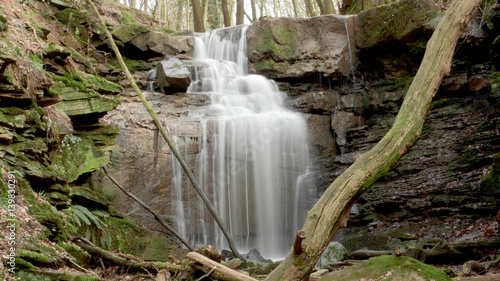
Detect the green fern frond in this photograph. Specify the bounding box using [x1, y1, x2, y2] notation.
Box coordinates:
[70, 205, 108, 230]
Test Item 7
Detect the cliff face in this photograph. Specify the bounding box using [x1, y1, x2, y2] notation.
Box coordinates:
[246, 0, 500, 263]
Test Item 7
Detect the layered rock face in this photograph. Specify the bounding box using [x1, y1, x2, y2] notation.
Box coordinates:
[90, 0, 499, 264]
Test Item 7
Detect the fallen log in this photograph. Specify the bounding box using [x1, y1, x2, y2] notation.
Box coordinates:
[186, 252, 258, 281]
[72, 237, 181, 273]
[348, 250, 394, 260]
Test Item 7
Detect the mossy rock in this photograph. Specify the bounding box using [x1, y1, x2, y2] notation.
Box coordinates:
[59, 242, 92, 267]
[357, 0, 440, 49]
[16, 270, 100, 281]
[49, 135, 110, 183]
[17, 249, 63, 268]
[29, 202, 68, 242]
[111, 23, 151, 44]
[70, 185, 109, 210]
[73, 123, 119, 148]
[479, 153, 500, 196]
[55, 8, 87, 26]
[320, 255, 452, 281]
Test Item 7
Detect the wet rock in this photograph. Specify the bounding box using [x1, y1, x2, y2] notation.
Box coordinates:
[306, 114, 337, 156]
[246, 249, 272, 263]
[156, 58, 191, 94]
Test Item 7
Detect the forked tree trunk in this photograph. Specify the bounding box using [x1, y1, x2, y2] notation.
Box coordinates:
[264, 0, 483, 280]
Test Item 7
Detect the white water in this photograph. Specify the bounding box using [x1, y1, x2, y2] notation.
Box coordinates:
[171, 25, 310, 259]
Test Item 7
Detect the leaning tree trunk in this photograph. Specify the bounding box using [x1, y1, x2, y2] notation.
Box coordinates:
[264, 0, 483, 280]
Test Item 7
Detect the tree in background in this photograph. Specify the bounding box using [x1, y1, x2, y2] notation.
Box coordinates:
[192, 0, 206, 32]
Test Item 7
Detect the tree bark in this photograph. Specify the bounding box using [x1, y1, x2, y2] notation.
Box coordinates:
[315, 0, 325, 14]
[305, 0, 317, 17]
[250, 0, 257, 22]
[187, 252, 257, 281]
[221, 0, 231, 27]
[192, 0, 205, 32]
[264, 0, 483, 280]
[291, 0, 299, 17]
[86, 0, 244, 260]
[236, 0, 244, 25]
[323, 0, 335, 14]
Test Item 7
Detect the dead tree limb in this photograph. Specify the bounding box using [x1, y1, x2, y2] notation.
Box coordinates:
[187, 252, 257, 281]
[102, 166, 195, 251]
[72, 237, 181, 272]
[265, 0, 484, 280]
[86, 0, 244, 260]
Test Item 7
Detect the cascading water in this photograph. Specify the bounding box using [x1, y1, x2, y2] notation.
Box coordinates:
[170, 25, 310, 259]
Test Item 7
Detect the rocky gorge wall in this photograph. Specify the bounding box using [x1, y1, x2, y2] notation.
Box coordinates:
[96, 0, 500, 265]
[0, 0, 499, 278]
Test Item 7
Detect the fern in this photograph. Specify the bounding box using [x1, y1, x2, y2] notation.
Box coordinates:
[70, 205, 108, 230]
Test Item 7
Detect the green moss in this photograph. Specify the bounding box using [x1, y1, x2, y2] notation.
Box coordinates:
[479, 153, 500, 196]
[16, 271, 100, 281]
[49, 135, 110, 183]
[59, 242, 92, 266]
[321, 255, 452, 281]
[119, 10, 135, 24]
[358, 0, 440, 49]
[111, 23, 151, 43]
[17, 249, 61, 267]
[28, 201, 68, 242]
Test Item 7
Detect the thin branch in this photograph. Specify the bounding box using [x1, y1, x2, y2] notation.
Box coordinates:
[102, 166, 195, 251]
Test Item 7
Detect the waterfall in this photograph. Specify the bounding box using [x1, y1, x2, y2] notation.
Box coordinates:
[170, 25, 310, 259]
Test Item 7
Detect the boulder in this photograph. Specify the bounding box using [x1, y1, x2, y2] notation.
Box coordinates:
[156, 58, 191, 94]
[316, 242, 348, 269]
[354, 0, 441, 49]
[128, 31, 193, 58]
[247, 15, 355, 79]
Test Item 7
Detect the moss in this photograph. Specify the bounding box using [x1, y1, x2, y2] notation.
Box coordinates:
[49, 135, 110, 183]
[119, 10, 136, 24]
[358, 0, 440, 49]
[479, 153, 500, 196]
[59, 242, 92, 267]
[321, 255, 452, 281]
[121, 57, 153, 73]
[16, 271, 100, 281]
[111, 23, 151, 43]
[28, 201, 68, 242]
[17, 249, 62, 267]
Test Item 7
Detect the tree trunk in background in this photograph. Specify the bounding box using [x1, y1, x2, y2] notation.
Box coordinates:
[221, 0, 231, 26]
[323, 0, 335, 14]
[251, 0, 257, 22]
[176, 0, 184, 30]
[130, 0, 137, 8]
[192, 0, 205, 32]
[292, 0, 299, 17]
[315, 0, 325, 14]
[236, 0, 244, 25]
[263, 0, 483, 280]
[201, 0, 209, 28]
[305, 0, 317, 17]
